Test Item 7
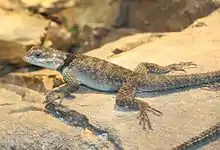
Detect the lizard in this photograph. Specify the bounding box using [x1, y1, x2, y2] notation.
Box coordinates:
[23, 46, 220, 130]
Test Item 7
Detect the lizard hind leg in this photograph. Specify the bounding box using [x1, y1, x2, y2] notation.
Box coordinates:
[115, 83, 162, 130]
[134, 62, 197, 75]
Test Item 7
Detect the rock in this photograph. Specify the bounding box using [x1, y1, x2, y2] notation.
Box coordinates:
[0, 0, 19, 10]
[87, 32, 169, 59]
[75, 26, 140, 53]
[0, 69, 62, 93]
[35, 0, 220, 53]
[0, 5, 73, 76]
[65, 0, 124, 53]
[112, 0, 220, 32]
[0, 7, 48, 75]
[20, 0, 75, 12]
[0, 8, 49, 44]
[0, 84, 115, 149]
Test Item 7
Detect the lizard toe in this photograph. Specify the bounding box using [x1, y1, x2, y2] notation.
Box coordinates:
[168, 61, 197, 73]
[44, 91, 65, 106]
[138, 102, 162, 130]
[138, 109, 152, 130]
[177, 61, 197, 67]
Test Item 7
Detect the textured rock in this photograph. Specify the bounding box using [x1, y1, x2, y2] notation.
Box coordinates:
[0, 69, 61, 93]
[0, 84, 114, 150]
[0, 5, 73, 76]
[114, 0, 220, 32]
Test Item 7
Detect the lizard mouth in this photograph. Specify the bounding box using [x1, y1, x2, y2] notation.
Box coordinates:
[22, 56, 38, 66]
[22, 56, 31, 64]
[22, 56, 28, 62]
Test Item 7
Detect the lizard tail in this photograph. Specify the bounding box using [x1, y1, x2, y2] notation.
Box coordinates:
[165, 70, 220, 89]
[140, 70, 220, 91]
[172, 122, 220, 150]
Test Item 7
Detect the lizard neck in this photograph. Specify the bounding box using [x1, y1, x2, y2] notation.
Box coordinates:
[56, 53, 76, 72]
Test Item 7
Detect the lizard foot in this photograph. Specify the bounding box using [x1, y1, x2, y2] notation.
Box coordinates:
[43, 90, 65, 107]
[167, 61, 197, 73]
[167, 62, 197, 72]
[137, 102, 162, 130]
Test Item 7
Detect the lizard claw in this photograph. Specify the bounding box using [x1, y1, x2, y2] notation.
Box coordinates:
[137, 102, 162, 130]
[44, 90, 65, 106]
[177, 61, 197, 67]
[167, 61, 197, 73]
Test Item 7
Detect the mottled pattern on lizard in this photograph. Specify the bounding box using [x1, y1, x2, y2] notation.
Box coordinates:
[23, 46, 220, 130]
[172, 122, 220, 150]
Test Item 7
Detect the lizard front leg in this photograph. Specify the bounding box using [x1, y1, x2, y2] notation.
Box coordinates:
[134, 62, 197, 75]
[44, 83, 79, 106]
[44, 68, 79, 106]
[116, 83, 162, 130]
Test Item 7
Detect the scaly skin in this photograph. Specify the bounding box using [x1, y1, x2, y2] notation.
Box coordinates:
[23, 46, 220, 132]
[172, 122, 220, 150]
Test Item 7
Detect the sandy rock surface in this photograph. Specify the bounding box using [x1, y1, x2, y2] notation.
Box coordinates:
[0, 84, 114, 150]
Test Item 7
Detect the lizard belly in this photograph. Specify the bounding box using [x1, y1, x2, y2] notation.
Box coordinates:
[75, 72, 119, 92]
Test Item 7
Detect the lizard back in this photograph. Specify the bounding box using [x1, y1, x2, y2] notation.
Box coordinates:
[68, 54, 220, 92]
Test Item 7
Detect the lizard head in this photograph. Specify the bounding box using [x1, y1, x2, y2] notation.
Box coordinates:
[23, 46, 69, 70]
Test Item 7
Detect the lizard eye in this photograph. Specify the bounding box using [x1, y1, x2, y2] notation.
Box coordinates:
[34, 52, 43, 58]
